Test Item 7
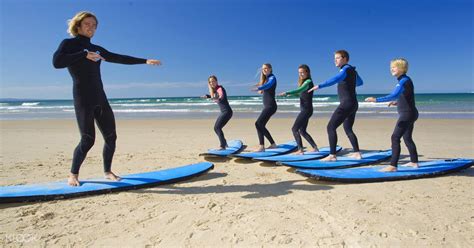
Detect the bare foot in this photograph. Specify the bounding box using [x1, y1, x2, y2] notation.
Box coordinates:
[254, 145, 265, 152]
[292, 150, 304, 155]
[401, 162, 419, 168]
[309, 147, 319, 153]
[105, 171, 121, 181]
[347, 152, 362, 159]
[321, 154, 337, 162]
[380, 166, 397, 172]
[267, 143, 277, 149]
[68, 174, 80, 186]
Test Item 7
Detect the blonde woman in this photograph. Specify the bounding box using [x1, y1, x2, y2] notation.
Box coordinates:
[366, 58, 419, 172]
[201, 75, 233, 150]
[278, 64, 318, 154]
[251, 63, 278, 152]
[53, 11, 161, 186]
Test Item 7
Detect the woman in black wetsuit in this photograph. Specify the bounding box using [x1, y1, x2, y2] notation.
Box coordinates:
[308, 50, 364, 161]
[201, 75, 233, 150]
[252, 63, 278, 152]
[53, 11, 161, 186]
[365, 58, 419, 172]
[278, 64, 318, 154]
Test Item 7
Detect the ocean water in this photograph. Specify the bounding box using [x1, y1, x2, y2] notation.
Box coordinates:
[0, 94, 472, 120]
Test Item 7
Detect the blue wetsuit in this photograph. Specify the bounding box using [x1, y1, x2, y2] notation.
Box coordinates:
[256, 74, 277, 145]
[318, 64, 363, 155]
[206, 85, 233, 148]
[376, 74, 418, 167]
[53, 35, 147, 174]
[285, 79, 317, 151]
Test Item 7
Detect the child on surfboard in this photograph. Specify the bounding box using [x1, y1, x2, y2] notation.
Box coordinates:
[365, 58, 419, 172]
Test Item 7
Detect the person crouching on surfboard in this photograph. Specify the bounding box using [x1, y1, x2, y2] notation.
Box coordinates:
[278, 64, 319, 155]
[250, 63, 278, 152]
[53, 11, 161, 186]
[201, 75, 233, 150]
[365, 58, 419, 172]
[308, 50, 363, 161]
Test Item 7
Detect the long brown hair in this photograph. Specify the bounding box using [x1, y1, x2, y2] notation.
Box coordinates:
[298, 64, 311, 86]
[258, 63, 273, 86]
[208, 75, 218, 97]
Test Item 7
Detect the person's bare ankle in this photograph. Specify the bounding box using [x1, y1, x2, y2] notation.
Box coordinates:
[68, 174, 80, 186]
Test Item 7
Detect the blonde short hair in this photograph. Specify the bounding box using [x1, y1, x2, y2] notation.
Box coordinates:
[390, 58, 409, 74]
[67, 11, 98, 37]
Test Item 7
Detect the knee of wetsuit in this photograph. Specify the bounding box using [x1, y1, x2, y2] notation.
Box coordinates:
[255, 121, 262, 129]
[391, 133, 402, 142]
[326, 123, 335, 132]
[214, 125, 221, 133]
[291, 125, 299, 133]
[104, 132, 117, 145]
[80, 134, 95, 152]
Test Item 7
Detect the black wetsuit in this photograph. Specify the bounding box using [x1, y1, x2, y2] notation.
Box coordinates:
[286, 79, 317, 151]
[318, 64, 363, 155]
[256, 74, 277, 145]
[376, 74, 419, 167]
[206, 85, 233, 148]
[53, 35, 147, 174]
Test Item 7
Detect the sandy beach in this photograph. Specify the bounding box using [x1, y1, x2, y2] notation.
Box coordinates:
[0, 117, 473, 247]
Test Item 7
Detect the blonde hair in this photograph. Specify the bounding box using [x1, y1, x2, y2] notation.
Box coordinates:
[208, 75, 218, 98]
[258, 63, 273, 86]
[67, 11, 98, 37]
[390, 58, 409, 74]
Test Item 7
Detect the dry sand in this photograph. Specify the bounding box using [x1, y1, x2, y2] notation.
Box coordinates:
[0, 117, 473, 247]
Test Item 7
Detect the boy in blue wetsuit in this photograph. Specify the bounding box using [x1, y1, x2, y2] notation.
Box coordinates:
[366, 58, 419, 172]
[308, 50, 364, 161]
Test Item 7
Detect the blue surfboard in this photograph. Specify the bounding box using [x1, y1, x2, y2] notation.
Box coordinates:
[297, 159, 473, 183]
[230, 141, 298, 159]
[278, 150, 392, 169]
[253, 146, 342, 162]
[199, 140, 244, 157]
[0, 162, 214, 203]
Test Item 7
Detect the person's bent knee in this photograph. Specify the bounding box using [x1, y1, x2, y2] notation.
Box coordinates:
[80, 134, 95, 151]
[104, 132, 117, 144]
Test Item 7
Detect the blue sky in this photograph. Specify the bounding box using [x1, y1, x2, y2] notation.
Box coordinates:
[0, 0, 472, 99]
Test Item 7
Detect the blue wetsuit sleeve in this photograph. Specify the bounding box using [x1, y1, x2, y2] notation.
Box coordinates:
[318, 68, 347, 89]
[356, 73, 364, 87]
[53, 39, 87, 68]
[376, 79, 407, 102]
[98, 46, 147, 65]
[257, 75, 276, 91]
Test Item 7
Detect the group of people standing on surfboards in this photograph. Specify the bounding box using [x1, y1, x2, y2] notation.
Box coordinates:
[204, 51, 419, 173]
[53, 11, 419, 186]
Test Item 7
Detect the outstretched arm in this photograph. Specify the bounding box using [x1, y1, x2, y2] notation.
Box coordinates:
[375, 79, 407, 102]
[98, 46, 157, 65]
[285, 79, 312, 96]
[257, 75, 276, 91]
[317, 68, 348, 89]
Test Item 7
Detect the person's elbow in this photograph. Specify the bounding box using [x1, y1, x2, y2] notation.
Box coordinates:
[52, 55, 66, 69]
